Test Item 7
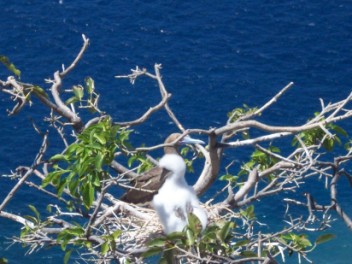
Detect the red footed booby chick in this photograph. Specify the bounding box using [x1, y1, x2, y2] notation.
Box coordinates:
[151, 134, 208, 234]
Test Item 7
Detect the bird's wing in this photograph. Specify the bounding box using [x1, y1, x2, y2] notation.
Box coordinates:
[120, 167, 171, 204]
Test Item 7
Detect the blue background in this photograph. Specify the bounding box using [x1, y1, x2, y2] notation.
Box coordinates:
[1, 1, 352, 263]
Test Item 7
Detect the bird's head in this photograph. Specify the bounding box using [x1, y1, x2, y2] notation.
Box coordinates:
[164, 133, 205, 154]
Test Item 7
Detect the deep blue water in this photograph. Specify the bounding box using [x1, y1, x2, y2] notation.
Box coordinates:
[1, 1, 352, 263]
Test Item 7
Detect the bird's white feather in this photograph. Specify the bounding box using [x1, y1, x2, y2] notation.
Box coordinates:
[152, 154, 208, 234]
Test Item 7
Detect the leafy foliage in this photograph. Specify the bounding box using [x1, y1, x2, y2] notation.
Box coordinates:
[65, 77, 101, 113]
[227, 104, 259, 123]
[279, 233, 312, 254]
[127, 152, 154, 174]
[292, 114, 348, 151]
[144, 214, 236, 263]
[42, 117, 131, 208]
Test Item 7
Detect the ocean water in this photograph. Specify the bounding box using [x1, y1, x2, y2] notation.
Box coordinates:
[1, 1, 352, 263]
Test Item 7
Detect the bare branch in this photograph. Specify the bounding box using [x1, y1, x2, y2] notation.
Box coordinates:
[60, 34, 90, 77]
[0, 132, 48, 212]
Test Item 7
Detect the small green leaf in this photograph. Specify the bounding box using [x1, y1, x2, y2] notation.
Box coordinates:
[94, 133, 106, 145]
[0, 55, 21, 78]
[330, 124, 348, 137]
[28, 205, 40, 220]
[112, 230, 122, 239]
[57, 178, 67, 197]
[85, 77, 95, 94]
[31, 85, 49, 98]
[186, 228, 195, 246]
[233, 239, 250, 248]
[64, 249, 72, 264]
[241, 205, 255, 220]
[188, 213, 202, 237]
[147, 238, 166, 247]
[219, 174, 237, 182]
[95, 153, 105, 171]
[65, 226, 84, 236]
[65, 96, 79, 105]
[50, 154, 67, 161]
[316, 233, 336, 245]
[0, 258, 8, 264]
[68, 177, 79, 196]
[82, 182, 95, 208]
[101, 242, 109, 255]
[73, 85, 84, 100]
[218, 221, 234, 241]
[165, 232, 186, 241]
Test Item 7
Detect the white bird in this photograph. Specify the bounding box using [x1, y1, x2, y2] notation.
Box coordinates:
[152, 144, 208, 234]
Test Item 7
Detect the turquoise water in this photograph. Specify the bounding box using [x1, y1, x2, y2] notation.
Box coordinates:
[1, 1, 352, 262]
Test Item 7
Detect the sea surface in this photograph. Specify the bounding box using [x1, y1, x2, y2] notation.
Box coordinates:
[1, 1, 352, 263]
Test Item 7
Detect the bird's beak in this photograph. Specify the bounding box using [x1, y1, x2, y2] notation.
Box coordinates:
[180, 135, 205, 145]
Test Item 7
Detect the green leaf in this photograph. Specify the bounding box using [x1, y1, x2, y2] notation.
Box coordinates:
[46, 204, 52, 213]
[112, 230, 122, 239]
[28, 205, 40, 221]
[23, 215, 39, 224]
[82, 182, 95, 208]
[233, 239, 250, 248]
[147, 238, 166, 247]
[297, 236, 312, 248]
[0, 55, 21, 78]
[201, 225, 219, 241]
[68, 176, 79, 196]
[65, 96, 79, 105]
[0, 258, 8, 264]
[73, 85, 84, 100]
[85, 77, 95, 94]
[218, 221, 234, 241]
[165, 232, 186, 241]
[101, 242, 109, 255]
[57, 178, 67, 197]
[64, 249, 72, 264]
[330, 124, 348, 137]
[186, 228, 195, 246]
[50, 154, 67, 161]
[65, 226, 84, 236]
[42, 170, 68, 187]
[31, 85, 49, 98]
[252, 150, 266, 159]
[241, 205, 255, 220]
[188, 213, 202, 237]
[95, 153, 105, 171]
[219, 174, 237, 182]
[94, 133, 106, 145]
[316, 233, 336, 245]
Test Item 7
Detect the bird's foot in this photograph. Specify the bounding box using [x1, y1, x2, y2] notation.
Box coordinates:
[174, 206, 186, 221]
[186, 201, 193, 214]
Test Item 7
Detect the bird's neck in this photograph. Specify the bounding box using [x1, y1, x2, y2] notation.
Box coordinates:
[164, 146, 179, 155]
[164, 172, 187, 188]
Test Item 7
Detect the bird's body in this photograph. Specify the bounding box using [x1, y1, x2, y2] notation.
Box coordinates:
[152, 154, 208, 234]
[119, 166, 168, 204]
